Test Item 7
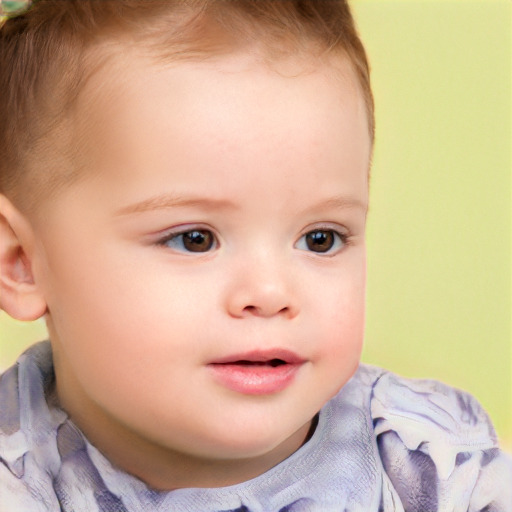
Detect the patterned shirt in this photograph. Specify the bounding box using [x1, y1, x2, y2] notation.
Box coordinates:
[1, 341, 511, 511]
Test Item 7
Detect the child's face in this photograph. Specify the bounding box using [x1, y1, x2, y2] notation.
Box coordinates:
[29, 50, 370, 475]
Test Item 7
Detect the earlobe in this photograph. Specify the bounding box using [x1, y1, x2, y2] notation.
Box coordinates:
[0, 194, 47, 321]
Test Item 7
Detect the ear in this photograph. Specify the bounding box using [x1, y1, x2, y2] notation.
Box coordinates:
[0, 194, 47, 321]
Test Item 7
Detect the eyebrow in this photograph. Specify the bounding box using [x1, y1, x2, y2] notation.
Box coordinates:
[316, 196, 368, 213]
[114, 194, 237, 216]
[114, 193, 367, 216]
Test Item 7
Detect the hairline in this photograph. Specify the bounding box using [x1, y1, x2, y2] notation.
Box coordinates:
[10, 20, 374, 215]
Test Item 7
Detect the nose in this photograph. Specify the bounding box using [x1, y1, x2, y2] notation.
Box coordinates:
[224, 257, 299, 319]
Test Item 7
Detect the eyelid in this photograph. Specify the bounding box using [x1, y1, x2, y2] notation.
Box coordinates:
[153, 224, 220, 250]
[295, 223, 351, 255]
[314, 220, 348, 230]
[298, 222, 350, 239]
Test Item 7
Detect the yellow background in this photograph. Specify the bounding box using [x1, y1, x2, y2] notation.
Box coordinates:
[354, 0, 511, 448]
[0, 1, 510, 447]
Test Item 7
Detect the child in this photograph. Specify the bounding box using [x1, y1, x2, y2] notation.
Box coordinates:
[0, 0, 510, 510]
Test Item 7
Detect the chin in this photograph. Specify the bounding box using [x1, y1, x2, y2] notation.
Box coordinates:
[205, 419, 311, 461]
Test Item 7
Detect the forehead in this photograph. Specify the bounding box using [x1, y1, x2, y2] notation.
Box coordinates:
[69, 49, 370, 207]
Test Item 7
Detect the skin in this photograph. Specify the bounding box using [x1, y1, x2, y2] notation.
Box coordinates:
[0, 49, 370, 490]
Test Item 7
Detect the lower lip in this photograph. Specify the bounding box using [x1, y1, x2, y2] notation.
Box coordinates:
[208, 363, 302, 395]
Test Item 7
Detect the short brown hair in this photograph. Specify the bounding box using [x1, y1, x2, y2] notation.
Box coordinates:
[0, 0, 374, 211]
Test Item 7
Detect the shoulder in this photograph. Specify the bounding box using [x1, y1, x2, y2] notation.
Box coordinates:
[359, 365, 512, 511]
[0, 341, 65, 511]
[369, 367, 497, 477]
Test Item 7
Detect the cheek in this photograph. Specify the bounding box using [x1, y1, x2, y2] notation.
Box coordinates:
[321, 298, 365, 366]
[55, 257, 225, 396]
[318, 259, 366, 336]
[42, 245, 182, 376]
[310, 264, 366, 387]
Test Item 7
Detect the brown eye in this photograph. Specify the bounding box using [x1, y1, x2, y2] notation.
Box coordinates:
[182, 230, 214, 252]
[159, 229, 216, 253]
[305, 230, 335, 253]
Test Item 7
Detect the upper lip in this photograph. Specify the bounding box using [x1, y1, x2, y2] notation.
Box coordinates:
[209, 349, 306, 365]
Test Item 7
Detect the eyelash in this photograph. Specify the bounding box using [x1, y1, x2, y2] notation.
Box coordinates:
[154, 226, 351, 255]
[155, 227, 219, 253]
[295, 227, 350, 256]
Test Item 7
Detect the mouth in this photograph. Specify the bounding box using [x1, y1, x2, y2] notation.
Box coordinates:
[209, 349, 305, 366]
[208, 350, 305, 395]
[227, 358, 288, 367]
